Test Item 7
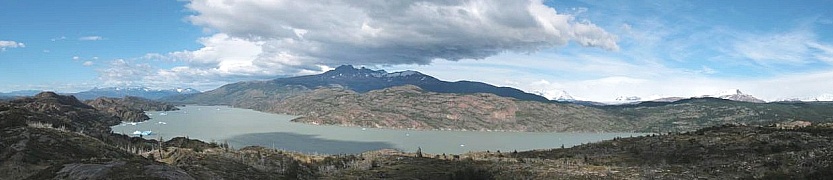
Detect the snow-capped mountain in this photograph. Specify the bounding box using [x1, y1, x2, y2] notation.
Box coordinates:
[594, 96, 643, 105]
[552, 90, 575, 101]
[534, 90, 575, 102]
[703, 89, 765, 103]
[615, 96, 642, 101]
[72, 87, 201, 100]
[649, 97, 686, 102]
[811, 94, 833, 101]
[777, 93, 833, 102]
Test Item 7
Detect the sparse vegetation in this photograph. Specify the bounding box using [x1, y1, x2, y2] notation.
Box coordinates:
[4, 91, 833, 179]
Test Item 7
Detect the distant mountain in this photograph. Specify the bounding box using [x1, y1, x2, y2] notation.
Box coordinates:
[602, 97, 833, 132]
[536, 90, 610, 106]
[812, 94, 833, 101]
[0, 90, 44, 97]
[634, 89, 765, 104]
[614, 96, 642, 102]
[84, 96, 180, 122]
[780, 94, 833, 102]
[169, 65, 548, 105]
[72, 87, 200, 100]
[702, 89, 765, 103]
[648, 97, 687, 102]
[274, 65, 548, 101]
[535, 90, 575, 102]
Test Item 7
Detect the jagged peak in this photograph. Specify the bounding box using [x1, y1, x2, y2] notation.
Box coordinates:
[324, 65, 432, 79]
[328, 65, 386, 74]
[702, 88, 764, 103]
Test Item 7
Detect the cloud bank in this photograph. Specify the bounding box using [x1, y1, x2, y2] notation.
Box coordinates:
[101, 0, 618, 89]
[185, 0, 618, 66]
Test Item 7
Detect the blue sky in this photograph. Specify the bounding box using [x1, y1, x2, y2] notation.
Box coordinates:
[2, 0, 833, 101]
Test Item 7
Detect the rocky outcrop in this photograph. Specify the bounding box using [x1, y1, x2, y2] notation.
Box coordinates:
[0, 92, 198, 179]
[0, 93, 194, 179]
[4, 92, 121, 133]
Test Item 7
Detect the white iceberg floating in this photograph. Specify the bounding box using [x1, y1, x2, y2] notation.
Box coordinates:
[132, 130, 152, 136]
[157, 122, 167, 125]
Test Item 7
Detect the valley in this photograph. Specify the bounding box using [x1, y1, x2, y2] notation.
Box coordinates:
[5, 1, 833, 179]
[2, 92, 833, 179]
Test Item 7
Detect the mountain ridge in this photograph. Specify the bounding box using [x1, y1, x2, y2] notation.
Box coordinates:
[166, 66, 833, 132]
[167, 65, 550, 105]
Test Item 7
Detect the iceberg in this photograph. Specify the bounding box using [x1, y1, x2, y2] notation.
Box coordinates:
[132, 130, 152, 136]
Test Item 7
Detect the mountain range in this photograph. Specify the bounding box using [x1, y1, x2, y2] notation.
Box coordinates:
[568, 88, 769, 105]
[168, 65, 833, 132]
[72, 87, 200, 100]
[166, 65, 549, 105]
[0, 87, 200, 100]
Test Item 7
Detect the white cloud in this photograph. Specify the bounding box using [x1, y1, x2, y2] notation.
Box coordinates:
[807, 42, 833, 63]
[97, 59, 156, 87]
[184, 0, 617, 66]
[51, 36, 67, 41]
[72, 56, 80, 60]
[82, 61, 94, 66]
[101, 0, 618, 90]
[0, 40, 25, 51]
[79, 36, 104, 41]
[732, 30, 833, 66]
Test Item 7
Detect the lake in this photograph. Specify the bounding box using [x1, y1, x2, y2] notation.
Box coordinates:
[112, 105, 647, 154]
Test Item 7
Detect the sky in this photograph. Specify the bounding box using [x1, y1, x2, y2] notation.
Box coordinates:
[1, 0, 833, 102]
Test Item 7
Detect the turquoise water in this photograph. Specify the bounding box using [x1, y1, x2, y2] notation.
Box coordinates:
[112, 105, 646, 154]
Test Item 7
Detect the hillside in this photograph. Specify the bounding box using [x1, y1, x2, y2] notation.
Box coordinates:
[4, 92, 122, 134]
[605, 98, 833, 132]
[194, 84, 833, 133]
[267, 85, 629, 132]
[512, 124, 833, 179]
